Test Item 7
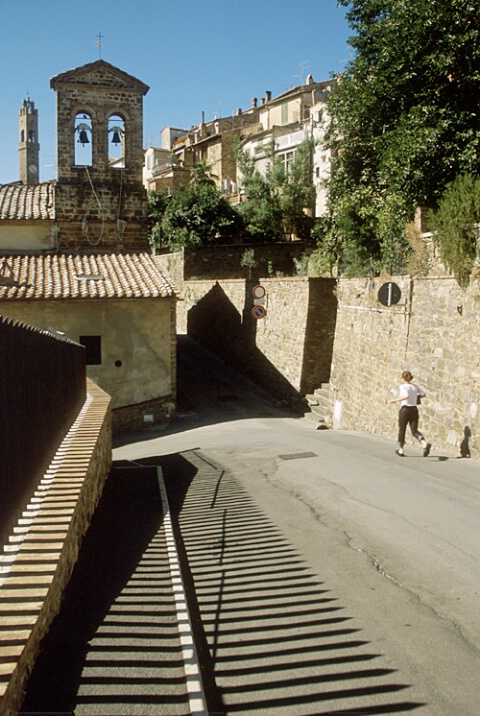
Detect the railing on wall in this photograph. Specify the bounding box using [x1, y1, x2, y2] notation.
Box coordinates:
[0, 317, 86, 551]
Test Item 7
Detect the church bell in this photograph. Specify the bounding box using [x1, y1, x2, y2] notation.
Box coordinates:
[111, 129, 122, 145]
[76, 122, 91, 145]
[78, 129, 90, 145]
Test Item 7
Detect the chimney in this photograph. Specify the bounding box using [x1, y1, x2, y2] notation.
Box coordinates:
[252, 97, 258, 108]
[265, 91, 272, 102]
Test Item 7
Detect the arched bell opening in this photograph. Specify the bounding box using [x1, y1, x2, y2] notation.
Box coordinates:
[74, 112, 93, 166]
[108, 113, 125, 168]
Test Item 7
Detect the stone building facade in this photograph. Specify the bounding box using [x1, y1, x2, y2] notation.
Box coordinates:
[50, 60, 150, 251]
[0, 60, 177, 434]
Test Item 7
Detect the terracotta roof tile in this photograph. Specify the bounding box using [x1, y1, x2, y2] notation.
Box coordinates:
[0, 183, 55, 221]
[0, 252, 175, 301]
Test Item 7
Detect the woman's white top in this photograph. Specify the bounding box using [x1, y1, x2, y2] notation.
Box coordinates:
[399, 382, 423, 407]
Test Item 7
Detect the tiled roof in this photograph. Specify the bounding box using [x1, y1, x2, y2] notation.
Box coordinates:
[0, 252, 176, 300]
[0, 182, 55, 220]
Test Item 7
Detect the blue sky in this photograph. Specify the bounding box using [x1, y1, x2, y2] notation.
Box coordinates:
[0, 0, 352, 184]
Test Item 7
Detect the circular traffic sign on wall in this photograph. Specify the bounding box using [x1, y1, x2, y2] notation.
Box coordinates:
[252, 285, 266, 299]
[378, 282, 401, 307]
[252, 305, 267, 320]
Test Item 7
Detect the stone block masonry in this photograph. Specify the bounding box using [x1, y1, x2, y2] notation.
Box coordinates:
[158, 246, 480, 458]
[330, 275, 480, 459]
[182, 276, 337, 404]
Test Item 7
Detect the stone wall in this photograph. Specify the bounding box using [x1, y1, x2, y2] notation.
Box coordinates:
[55, 183, 148, 251]
[182, 277, 337, 403]
[155, 242, 312, 282]
[330, 275, 480, 459]
[0, 380, 112, 715]
[157, 246, 480, 459]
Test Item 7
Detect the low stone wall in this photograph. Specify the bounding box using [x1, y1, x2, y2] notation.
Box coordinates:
[330, 275, 480, 459]
[155, 242, 312, 282]
[0, 380, 112, 716]
[112, 394, 176, 434]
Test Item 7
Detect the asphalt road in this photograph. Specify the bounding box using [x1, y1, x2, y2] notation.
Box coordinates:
[113, 337, 480, 715]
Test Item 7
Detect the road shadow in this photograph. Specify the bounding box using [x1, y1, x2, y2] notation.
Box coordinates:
[136, 450, 427, 716]
[20, 461, 200, 716]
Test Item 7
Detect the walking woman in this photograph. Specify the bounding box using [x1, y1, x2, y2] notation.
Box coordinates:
[388, 371, 431, 457]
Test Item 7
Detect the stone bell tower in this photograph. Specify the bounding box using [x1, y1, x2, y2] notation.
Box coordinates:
[18, 98, 40, 185]
[49, 59, 150, 251]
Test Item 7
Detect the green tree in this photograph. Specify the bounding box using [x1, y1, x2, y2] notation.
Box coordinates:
[146, 190, 170, 248]
[235, 139, 315, 242]
[430, 174, 480, 286]
[279, 140, 316, 241]
[235, 143, 284, 242]
[326, 0, 480, 275]
[160, 162, 244, 249]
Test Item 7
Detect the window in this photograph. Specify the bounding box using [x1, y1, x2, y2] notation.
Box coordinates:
[75, 113, 92, 166]
[79, 335, 102, 365]
[279, 150, 295, 176]
[281, 103, 289, 125]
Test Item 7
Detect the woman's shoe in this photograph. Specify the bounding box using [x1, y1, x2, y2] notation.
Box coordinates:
[395, 449, 404, 457]
[423, 443, 431, 457]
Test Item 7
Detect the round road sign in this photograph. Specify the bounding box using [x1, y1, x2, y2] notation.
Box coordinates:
[378, 282, 401, 306]
[252, 285, 266, 299]
[252, 305, 267, 320]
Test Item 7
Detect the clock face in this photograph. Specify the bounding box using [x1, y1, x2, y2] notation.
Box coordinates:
[28, 164, 37, 175]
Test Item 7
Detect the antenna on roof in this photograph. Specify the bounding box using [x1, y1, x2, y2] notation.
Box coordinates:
[95, 31, 104, 59]
[294, 60, 311, 85]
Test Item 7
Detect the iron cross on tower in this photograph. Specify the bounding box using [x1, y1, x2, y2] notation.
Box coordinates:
[96, 32, 104, 59]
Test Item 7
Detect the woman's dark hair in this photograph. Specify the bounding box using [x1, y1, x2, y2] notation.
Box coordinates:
[402, 371, 413, 382]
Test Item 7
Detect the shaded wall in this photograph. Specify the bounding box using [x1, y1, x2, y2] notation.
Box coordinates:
[184, 277, 337, 404]
[0, 380, 112, 715]
[0, 317, 86, 550]
[0, 297, 176, 434]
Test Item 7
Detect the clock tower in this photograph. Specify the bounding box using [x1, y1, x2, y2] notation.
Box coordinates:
[18, 98, 40, 184]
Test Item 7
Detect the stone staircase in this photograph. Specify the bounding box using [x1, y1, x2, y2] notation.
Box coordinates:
[305, 382, 335, 428]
